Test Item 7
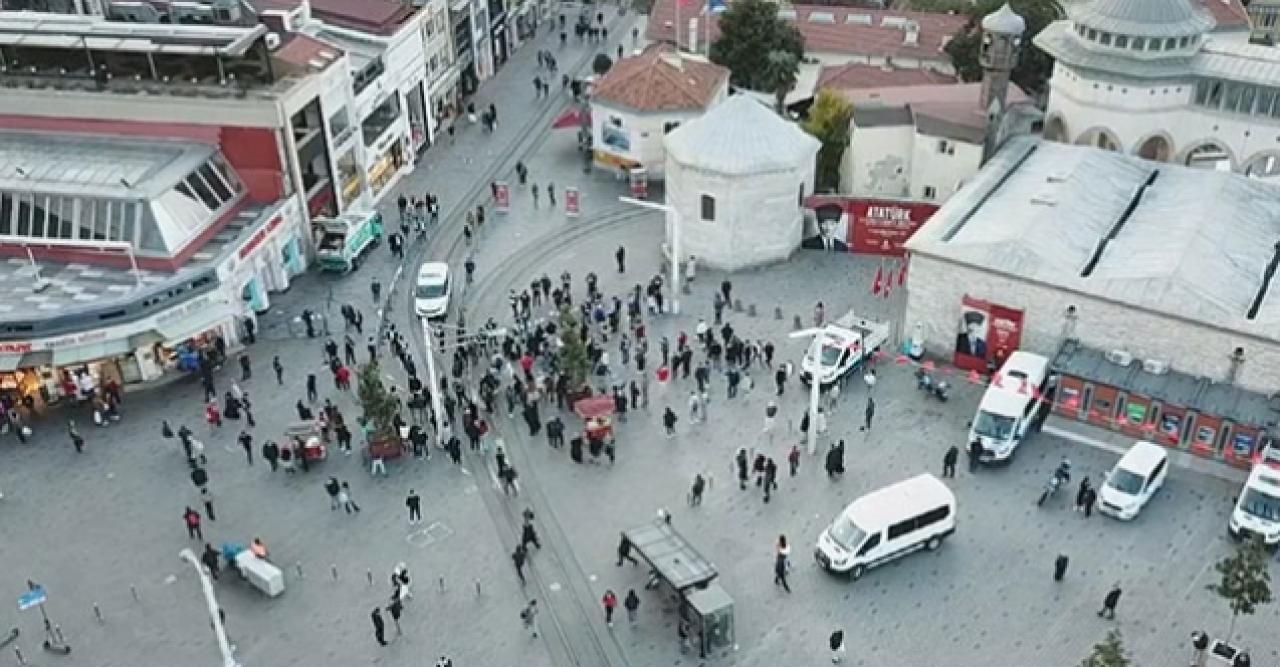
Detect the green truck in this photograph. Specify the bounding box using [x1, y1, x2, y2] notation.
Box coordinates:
[314, 210, 383, 273]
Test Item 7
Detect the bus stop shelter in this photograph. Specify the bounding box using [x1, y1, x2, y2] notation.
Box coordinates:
[624, 519, 734, 657]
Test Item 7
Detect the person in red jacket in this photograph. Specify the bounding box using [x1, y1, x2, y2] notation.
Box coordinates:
[183, 507, 202, 540]
[602, 589, 618, 627]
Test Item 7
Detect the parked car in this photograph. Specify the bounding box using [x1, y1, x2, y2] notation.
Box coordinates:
[1098, 440, 1168, 520]
[815, 473, 955, 579]
[414, 261, 451, 319]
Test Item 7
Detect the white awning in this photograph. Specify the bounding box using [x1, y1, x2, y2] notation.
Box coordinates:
[50, 338, 133, 366]
[0, 355, 22, 372]
[156, 305, 238, 344]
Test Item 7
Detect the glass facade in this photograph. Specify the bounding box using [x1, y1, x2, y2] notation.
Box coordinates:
[1192, 78, 1280, 118]
[0, 151, 244, 254]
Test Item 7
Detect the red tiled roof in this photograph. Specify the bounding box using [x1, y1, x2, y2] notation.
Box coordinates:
[815, 63, 955, 91]
[1196, 0, 1250, 29]
[274, 33, 344, 72]
[592, 44, 730, 111]
[646, 0, 967, 62]
[309, 0, 418, 36]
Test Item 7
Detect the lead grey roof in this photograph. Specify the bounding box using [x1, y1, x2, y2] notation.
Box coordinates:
[981, 4, 1026, 36]
[0, 130, 215, 200]
[906, 136, 1280, 343]
[664, 94, 820, 176]
[1070, 0, 1214, 39]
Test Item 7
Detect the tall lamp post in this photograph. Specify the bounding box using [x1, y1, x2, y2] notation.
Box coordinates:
[618, 196, 681, 315]
[419, 316, 447, 447]
[789, 327, 825, 455]
[177, 548, 240, 667]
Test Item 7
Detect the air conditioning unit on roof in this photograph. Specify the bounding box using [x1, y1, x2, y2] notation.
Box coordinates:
[1104, 349, 1133, 366]
[1142, 358, 1170, 375]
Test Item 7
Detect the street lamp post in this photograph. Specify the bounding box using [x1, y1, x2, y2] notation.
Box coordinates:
[419, 317, 447, 447]
[618, 196, 680, 315]
[789, 327, 825, 455]
[177, 548, 240, 667]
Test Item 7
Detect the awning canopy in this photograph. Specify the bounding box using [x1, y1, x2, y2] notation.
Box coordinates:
[624, 519, 717, 591]
[552, 105, 590, 129]
[50, 338, 133, 366]
[156, 305, 238, 345]
[0, 355, 22, 372]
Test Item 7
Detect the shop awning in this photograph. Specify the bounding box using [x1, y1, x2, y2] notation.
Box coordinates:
[0, 355, 22, 372]
[127, 330, 164, 349]
[50, 338, 133, 367]
[552, 105, 590, 129]
[156, 305, 239, 345]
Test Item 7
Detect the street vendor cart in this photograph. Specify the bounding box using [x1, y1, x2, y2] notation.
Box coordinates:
[284, 421, 327, 463]
[220, 542, 285, 597]
[573, 395, 615, 444]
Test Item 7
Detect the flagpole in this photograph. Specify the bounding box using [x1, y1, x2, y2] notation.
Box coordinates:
[704, 0, 710, 55]
[675, 0, 681, 52]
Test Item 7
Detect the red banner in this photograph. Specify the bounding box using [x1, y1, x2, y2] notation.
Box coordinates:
[495, 181, 510, 213]
[953, 295, 1024, 372]
[802, 196, 938, 256]
[565, 187, 580, 217]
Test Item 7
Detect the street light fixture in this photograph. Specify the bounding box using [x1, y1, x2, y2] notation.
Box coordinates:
[618, 196, 681, 315]
[420, 316, 447, 448]
[789, 326, 825, 455]
[177, 548, 241, 667]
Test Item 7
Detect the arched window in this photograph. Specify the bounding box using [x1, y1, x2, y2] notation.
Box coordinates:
[700, 195, 716, 222]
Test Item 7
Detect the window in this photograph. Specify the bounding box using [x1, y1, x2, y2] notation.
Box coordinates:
[923, 185, 937, 199]
[199, 163, 233, 201]
[1115, 34, 1128, 48]
[917, 506, 951, 529]
[1241, 86, 1257, 115]
[209, 153, 244, 194]
[1164, 37, 1176, 50]
[1194, 79, 1211, 105]
[1224, 84, 1242, 112]
[937, 139, 954, 155]
[700, 194, 715, 222]
[887, 518, 915, 541]
[1206, 80, 1223, 107]
[855, 533, 880, 556]
[1131, 37, 1144, 50]
[1257, 88, 1275, 116]
[0, 193, 10, 235]
[1179, 36, 1190, 48]
[185, 173, 222, 211]
[663, 121, 680, 134]
[1149, 459, 1167, 486]
[1087, 28, 1097, 40]
[1099, 32, 1112, 45]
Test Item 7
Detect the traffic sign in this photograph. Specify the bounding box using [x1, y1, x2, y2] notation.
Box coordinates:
[17, 586, 45, 611]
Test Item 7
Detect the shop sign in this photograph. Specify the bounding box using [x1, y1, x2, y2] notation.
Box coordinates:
[494, 182, 510, 213]
[0, 342, 32, 354]
[1234, 431, 1257, 457]
[565, 187, 580, 217]
[238, 214, 287, 260]
[952, 294, 1024, 373]
[44, 329, 108, 350]
[1160, 412, 1181, 437]
[1125, 402, 1146, 424]
[155, 296, 214, 327]
[801, 196, 938, 256]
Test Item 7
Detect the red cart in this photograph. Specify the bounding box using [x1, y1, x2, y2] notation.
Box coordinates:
[574, 395, 615, 444]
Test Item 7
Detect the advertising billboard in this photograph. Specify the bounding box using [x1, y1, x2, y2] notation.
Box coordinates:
[801, 196, 938, 256]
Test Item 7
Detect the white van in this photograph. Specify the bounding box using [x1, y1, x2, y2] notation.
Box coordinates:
[1229, 448, 1280, 545]
[815, 473, 956, 579]
[968, 351, 1052, 463]
[1098, 440, 1168, 520]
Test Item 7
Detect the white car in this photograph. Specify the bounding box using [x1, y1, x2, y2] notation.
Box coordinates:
[798, 315, 889, 387]
[1230, 448, 1280, 545]
[1098, 440, 1168, 520]
[414, 262, 451, 319]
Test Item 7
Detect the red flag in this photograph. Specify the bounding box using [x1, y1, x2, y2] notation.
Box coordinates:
[883, 264, 893, 299]
[897, 259, 908, 286]
[871, 265, 883, 295]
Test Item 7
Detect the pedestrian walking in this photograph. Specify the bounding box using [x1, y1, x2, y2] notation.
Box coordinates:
[1082, 486, 1098, 518]
[862, 396, 875, 431]
[688, 473, 706, 506]
[602, 589, 618, 627]
[406, 489, 422, 523]
[773, 548, 791, 593]
[238, 430, 253, 465]
[263, 440, 279, 471]
[1075, 477, 1092, 512]
[829, 629, 846, 663]
[624, 589, 640, 623]
[272, 356, 284, 383]
[662, 407, 677, 437]
[615, 245, 626, 273]
[183, 506, 202, 539]
[774, 365, 787, 396]
[512, 544, 528, 585]
[387, 598, 403, 636]
[736, 448, 749, 489]
[1097, 582, 1122, 618]
[615, 533, 639, 566]
[371, 278, 382, 303]
[788, 445, 801, 476]
[1054, 554, 1069, 581]
[521, 600, 539, 638]
[201, 487, 216, 521]
[943, 445, 959, 478]
[201, 543, 221, 580]
[547, 182, 556, 206]
[371, 608, 388, 646]
[339, 481, 360, 513]
[863, 367, 877, 392]
[325, 476, 341, 510]
[968, 439, 983, 472]
[239, 354, 251, 381]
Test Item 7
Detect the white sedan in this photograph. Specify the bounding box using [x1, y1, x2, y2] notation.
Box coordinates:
[414, 262, 451, 319]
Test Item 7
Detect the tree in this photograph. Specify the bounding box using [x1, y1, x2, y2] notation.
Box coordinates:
[939, 0, 1064, 96]
[1080, 629, 1130, 667]
[709, 0, 804, 92]
[1208, 536, 1273, 642]
[558, 308, 590, 391]
[763, 50, 800, 114]
[802, 88, 853, 192]
[357, 361, 400, 440]
[592, 53, 614, 76]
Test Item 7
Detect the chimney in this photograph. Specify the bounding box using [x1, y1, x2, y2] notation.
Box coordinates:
[903, 20, 919, 46]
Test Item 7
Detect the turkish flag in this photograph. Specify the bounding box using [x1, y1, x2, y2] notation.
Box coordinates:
[883, 265, 893, 299]
[871, 265, 883, 295]
[898, 260, 908, 286]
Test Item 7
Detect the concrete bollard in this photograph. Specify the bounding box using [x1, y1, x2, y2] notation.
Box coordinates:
[733, 298, 743, 312]
[366, 570, 373, 586]
[93, 603, 103, 624]
[747, 304, 757, 317]
[331, 564, 338, 581]
[793, 315, 802, 330]
[130, 585, 139, 601]
[474, 579, 482, 597]
[774, 306, 783, 320]
[438, 576, 445, 593]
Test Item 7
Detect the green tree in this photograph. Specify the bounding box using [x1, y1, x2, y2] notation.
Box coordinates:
[708, 0, 804, 92]
[763, 50, 800, 113]
[1208, 536, 1274, 642]
[357, 361, 400, 439]
[802, 88, 853, 192]
[940, 0, 1063, 95]
[592, 53, 614, 76]
[558, 308, 590, 391]
[1080, 629, 1130, 667]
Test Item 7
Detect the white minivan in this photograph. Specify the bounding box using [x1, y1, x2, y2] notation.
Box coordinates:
[968, 351, 1052, 463]
[1229, 448, 1280, 545]
[1098, 440, 1168, 520]
[815, 473, 956, 579]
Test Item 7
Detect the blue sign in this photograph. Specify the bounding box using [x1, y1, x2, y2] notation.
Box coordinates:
[17, 586, 45, 612]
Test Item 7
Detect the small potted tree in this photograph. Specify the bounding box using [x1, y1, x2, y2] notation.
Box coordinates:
[558, 308, 593, 405]
[357, 361, 402, 461]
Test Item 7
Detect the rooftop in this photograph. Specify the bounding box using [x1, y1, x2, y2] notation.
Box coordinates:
[0, 11, 266, 56]
[592, 45, 729, 112]
[815, 63, 956, 92]
[1071, 0, 1215, 39]
[844, 82, 1033, 142]
[664, 94, 820, 175]
[308, 0, 419, 36]
[646, 0, 967, 63]
[273, 33, 345, 74]
[907, 136, 1280, 344]
[1195, 0, 1250, 30]
[0, 131, 214, 200]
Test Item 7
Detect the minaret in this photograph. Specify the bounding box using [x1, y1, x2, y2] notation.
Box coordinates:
[979, 3, 1026, 163]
